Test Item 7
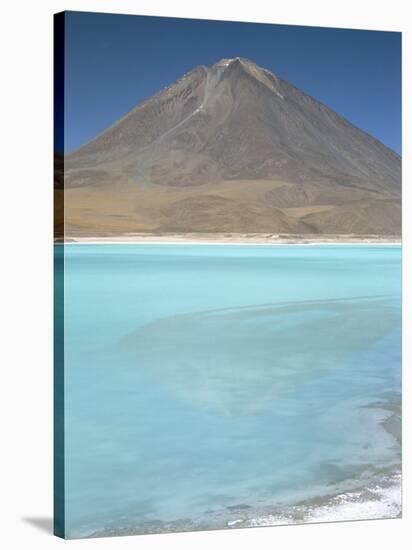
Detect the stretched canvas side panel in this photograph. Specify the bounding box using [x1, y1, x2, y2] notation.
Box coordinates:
[53, 11, 66, 539]
[52, 12, 401, 538]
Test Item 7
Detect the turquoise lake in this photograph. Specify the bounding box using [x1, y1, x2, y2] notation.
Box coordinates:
[55, 244, 402, 537]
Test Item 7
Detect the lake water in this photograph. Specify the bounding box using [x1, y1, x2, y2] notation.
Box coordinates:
[55, 244, 401, 538]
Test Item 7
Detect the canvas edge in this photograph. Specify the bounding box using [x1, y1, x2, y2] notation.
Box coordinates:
[53, 10, 66, 540]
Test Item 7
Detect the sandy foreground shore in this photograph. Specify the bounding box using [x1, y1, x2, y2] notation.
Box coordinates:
[57, 232, 401, 244]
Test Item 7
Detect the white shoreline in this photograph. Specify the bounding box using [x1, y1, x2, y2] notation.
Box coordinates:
[56, 241, 401, 246]
[55, 232, 400, 246]
[246, 473, 401, 528]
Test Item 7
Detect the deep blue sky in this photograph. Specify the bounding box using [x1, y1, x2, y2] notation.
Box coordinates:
[62, 11, 402, 154]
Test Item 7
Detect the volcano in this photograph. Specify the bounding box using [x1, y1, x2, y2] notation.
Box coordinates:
[60, 58, 401, 236]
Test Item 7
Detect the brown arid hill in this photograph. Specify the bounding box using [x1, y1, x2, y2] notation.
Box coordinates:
[58, 57, 401, 237]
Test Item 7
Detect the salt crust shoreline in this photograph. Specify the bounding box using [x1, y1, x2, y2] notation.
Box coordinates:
[56, 233, 401, 246]
[83, 472, 401, 539]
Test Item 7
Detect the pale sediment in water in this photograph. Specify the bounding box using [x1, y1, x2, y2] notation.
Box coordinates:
[233, 396, 401, 530]
[80, 383, 402, 539]
[85, 396, 402, 539]
[378, 397, 402, 445]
